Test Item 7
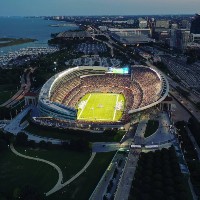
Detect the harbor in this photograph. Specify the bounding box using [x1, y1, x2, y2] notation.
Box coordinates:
[0, 46, 59, 68]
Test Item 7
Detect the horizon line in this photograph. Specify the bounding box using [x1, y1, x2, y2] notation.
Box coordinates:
[0, 13, 196, 17]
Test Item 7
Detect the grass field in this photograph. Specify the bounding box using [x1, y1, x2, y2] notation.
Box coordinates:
[144, 120, 159, 138]
[77, 93, 125, 122]
[48, 152, 115, 200]
[0, 88, 17, 104]
[0, 149, 57, 198]
[0, 147, 115, 199]
[16, 147, 90, 183]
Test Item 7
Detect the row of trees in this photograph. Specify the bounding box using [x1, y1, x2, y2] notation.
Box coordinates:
[175, 121, 198, 160]
[15, 132, 90, 152]
[129, 147, 191, 200]
[0, 131, 13, 153]
[0, 184, 44, 200]
[188, 117, 200, 148]
[179, 119, 200, 197]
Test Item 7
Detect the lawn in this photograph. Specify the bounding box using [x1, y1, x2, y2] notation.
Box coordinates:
[16, 147, 90, 182]
[77, 93, 125, 122]
[0, 90, 16, 104]
[0, 147, 114, 199]
[0, 148, 57, 198]
[144, 120, 159, 138]
[47, 152, 115, 200]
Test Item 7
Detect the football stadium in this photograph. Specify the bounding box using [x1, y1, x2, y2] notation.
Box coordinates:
[35, 65, 169, 129]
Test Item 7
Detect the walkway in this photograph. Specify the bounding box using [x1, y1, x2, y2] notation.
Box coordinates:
[134, 119, 148, 144]
[10, 143, 96, 196]
[10, 143, 63, 195]
[90, 152, 126, 200]
[114, 149, 141, 200]
[145, 112, 174, 145]
[4, 105, 33, 134]
[92, 142, 121, 152]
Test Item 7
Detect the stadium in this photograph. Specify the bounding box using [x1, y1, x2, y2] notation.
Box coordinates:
[35, 65, 169, 130]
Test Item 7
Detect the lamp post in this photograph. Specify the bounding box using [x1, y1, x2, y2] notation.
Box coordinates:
[54, 61, 57, 73]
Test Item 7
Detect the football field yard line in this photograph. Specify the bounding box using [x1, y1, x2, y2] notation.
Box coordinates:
[77, 94, 91, 119]
[112, 94, 119, 121]
[77, 93, 124, 122]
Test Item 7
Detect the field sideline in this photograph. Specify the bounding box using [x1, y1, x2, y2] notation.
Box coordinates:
[77, 93, 125, 122]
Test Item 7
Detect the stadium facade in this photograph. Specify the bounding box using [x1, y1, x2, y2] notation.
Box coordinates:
[36, 65, 169, 129]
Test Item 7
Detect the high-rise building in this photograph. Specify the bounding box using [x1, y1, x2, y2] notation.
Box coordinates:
[139, 20, 148, 29]
[181, 20, 190, 29]
[156, 20, 170, 29]
[138, 18, 148, 29]
[190, 14, 200, 34]
[170, 29, 190, 51]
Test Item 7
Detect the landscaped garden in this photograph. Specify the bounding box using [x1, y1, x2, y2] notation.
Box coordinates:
[144, 120, 159, 138]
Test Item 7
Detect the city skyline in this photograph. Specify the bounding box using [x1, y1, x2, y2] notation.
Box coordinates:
[0, 0, 200, 16]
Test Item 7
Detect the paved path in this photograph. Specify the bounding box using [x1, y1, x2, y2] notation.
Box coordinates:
[90, 152, 125, 200]
[134, 119, 148, 144]
[4, 105, 33, 134]
[114, 149, 141, 200]
[145, 112, 174, 145]
[92, 142, 121, 152]
[57, 152, 96, 195]
[10, 143, 96, 196]
[10, 143, 63, 195]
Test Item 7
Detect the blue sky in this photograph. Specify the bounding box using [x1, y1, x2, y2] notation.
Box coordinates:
[0, 0, 200, 16]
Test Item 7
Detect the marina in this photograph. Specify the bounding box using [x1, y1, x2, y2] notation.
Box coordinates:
[0, 46, 59, 68]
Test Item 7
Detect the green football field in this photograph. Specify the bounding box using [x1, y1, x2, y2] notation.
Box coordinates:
[77, 93, 125, 122]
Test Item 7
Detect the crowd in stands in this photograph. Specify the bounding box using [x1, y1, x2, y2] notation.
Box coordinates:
[48, 67, 162, 125]
[133, 67, 162, 107]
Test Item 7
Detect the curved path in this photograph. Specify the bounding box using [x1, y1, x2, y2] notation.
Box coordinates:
[10, 143, 63, 194]
[46, 152, 96, 196]
[10, 143, 96, 196]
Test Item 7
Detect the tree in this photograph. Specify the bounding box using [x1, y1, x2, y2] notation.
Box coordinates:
[28, 140, 36, 149]
[20, 185, 44, 200]
[12, 187, 21, 199]
[15, 132, 28, 147]
[152, 189, 164, 199]
[165, 186, 175, 196]
[0, 139, 7, 152]
[195, 102, 200, 110]
[38, 140, 47, 149]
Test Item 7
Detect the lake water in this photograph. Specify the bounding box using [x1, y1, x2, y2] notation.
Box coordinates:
[0, 17, 78, 54]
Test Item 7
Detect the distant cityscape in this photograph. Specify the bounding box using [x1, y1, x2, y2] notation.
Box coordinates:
[0, 13, 200, 200]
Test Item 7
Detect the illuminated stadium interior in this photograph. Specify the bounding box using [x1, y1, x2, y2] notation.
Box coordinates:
[76, 93, 125, 122]
[37, 65, 169, 128]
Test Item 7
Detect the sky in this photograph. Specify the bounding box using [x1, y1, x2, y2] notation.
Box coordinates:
[0, 0, 200, 16]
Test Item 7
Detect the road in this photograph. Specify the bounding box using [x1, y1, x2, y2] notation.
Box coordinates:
[0, 68, 35, 108]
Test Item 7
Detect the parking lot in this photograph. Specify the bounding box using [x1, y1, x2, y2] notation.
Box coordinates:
[65, 56, 121, 67]
[76, 43, 107, 55]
